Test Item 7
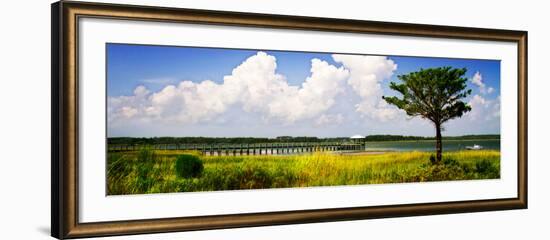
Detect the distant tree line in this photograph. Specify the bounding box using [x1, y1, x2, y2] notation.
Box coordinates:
[363, 135, 425, 141]
[108, 134, 499, 145]
[108, 136, 344, 145]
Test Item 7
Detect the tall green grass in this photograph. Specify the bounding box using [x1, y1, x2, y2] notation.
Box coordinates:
[107, 149, 500, 195]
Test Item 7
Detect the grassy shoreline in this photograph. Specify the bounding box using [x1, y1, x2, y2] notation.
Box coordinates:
[107, 150, 500, 195]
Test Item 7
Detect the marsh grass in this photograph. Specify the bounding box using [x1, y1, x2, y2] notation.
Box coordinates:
[107, 150, 500, 195]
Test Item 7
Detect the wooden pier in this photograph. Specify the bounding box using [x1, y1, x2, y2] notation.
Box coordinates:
[108, 142, 365, 155]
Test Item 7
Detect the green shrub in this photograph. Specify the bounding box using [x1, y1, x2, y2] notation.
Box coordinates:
[442, 157, 460, 167]
[419, 164, 465, 181]
[175, 154, 204, 178]
[475, 159, 499, 178]
[416, 156, 465, 181]
[476, 159, 492, 172]
[429, 155, 436, 164]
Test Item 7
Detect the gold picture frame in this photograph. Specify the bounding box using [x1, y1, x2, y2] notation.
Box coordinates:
[51, 1, 527, 239]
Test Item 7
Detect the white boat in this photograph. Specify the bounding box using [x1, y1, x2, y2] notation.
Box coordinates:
[466, 144, 483, 150]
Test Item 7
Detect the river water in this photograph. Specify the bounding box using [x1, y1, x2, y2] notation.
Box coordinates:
[365, 139, 500, 152]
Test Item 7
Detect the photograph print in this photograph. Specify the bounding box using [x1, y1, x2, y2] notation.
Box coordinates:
[106, 43, 501, 195]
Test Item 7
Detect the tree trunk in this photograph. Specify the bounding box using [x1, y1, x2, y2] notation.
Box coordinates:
[435, 123, 442, 163]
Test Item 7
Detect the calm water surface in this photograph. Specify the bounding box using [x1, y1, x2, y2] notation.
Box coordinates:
[365, 139, 500, 152]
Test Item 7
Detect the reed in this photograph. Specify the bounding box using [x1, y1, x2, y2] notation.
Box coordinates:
[107, 150, 500, 195]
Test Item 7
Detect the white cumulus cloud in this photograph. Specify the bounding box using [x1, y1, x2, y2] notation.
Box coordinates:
[108, 51, 502, 136]
[109, 52, 425, 131]
[315, 114, 344, 126]
[471, 71, 485, 88]
[108, 52, 349, 126]
[108, 85, 150, 124]
[332, 54, 400, 121]
[471, 71, 494, 95]
[466, 94, 500, 121]
[265, 59, 349, 123]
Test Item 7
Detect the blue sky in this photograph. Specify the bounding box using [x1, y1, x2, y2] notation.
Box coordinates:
[107, 44, 337, 96]
[107, 43, 501, 138]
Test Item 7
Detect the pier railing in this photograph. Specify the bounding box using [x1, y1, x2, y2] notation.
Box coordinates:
[107, 142, 365, 155]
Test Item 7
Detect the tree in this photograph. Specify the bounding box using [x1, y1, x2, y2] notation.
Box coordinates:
[382, 67, 472, 163]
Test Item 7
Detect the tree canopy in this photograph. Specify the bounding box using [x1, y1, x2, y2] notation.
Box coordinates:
[383, 66, 472, 162]
[383, 67, 472, 124]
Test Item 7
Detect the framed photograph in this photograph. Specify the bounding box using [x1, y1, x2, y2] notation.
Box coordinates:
[51, 1, 527, 239]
